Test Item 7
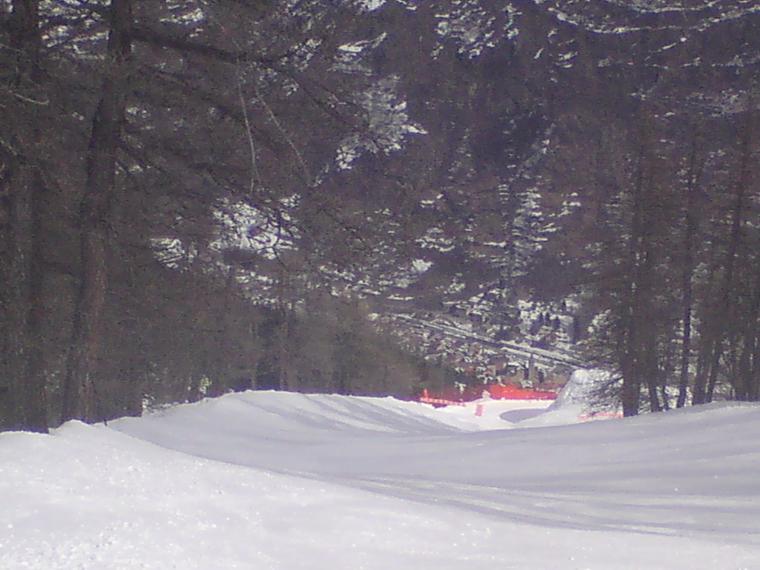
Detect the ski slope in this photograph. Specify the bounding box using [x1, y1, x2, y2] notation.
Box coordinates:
[2, 392, 760, 569]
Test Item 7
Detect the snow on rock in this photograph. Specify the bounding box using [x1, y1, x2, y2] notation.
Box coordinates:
[515, 368, 620, 427]
[2, 391, 760, 569]
[551, 368, 613, 408]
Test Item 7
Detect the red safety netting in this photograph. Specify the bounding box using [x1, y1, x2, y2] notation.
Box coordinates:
[486, 384, 557, 401]
[420, 384, 557, 406]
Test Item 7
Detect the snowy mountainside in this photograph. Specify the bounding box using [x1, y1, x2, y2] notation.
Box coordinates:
[3, 391, 760, 569]
[316, 0, 760, 375]
[140, 0, 760, 393]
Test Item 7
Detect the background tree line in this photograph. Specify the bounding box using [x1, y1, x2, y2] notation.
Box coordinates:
[544, 5, 760, 415]
[2, 0, 759, 431]
[0, 0, 445, 432]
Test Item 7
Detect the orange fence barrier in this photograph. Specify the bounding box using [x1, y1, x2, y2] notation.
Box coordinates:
[419, 385, 557, 407]
[486, 384, 557, 401]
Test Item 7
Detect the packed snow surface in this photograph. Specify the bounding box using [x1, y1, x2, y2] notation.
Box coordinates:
[2, 392, 760, 569]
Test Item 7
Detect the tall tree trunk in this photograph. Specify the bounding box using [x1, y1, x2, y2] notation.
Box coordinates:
[659, 338, 675, 411]
[621, 145, 647, 417]
[4, 169, 31, 429]
[207, 267, 237, 398]
[640, 246, 661, 413]
[704, 103, 753, 403]
[274, 266, 293, 392]
[691, 270, 718, 405]
[644, 334, 662, 412]
[22, 166, 48, 430]
[738, 266, 760, 400]
[4, 0, 49, 432]
[677, 136, 701, 408]
[62, 0, 133, 422]
[750, 314, 760, 401]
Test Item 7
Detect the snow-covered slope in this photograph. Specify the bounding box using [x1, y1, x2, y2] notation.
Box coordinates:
[2, 392, 760, 569]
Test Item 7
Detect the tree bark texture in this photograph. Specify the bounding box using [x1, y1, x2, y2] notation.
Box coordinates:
[704, 108, 752, 403]
[62, 0, 133, 422]
[677, 137, 701, 408]
[4, 0, 49, 432]
[620, 145, 647, 417]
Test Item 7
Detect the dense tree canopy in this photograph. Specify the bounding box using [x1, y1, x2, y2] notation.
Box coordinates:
[1, 0, 759, 430]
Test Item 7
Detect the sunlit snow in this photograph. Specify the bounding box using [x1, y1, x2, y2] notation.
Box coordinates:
[2, 391, 760, 569]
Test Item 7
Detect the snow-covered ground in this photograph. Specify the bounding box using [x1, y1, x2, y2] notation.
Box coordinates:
[2, 392, 760, 569]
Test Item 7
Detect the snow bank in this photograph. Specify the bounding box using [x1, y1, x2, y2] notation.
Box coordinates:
[551, 368, 615, 411]
[2, 391, 760, 569]
[508, 368, 619, 427]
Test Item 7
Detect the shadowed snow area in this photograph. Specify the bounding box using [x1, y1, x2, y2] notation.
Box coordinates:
[2, 392, 760, 569]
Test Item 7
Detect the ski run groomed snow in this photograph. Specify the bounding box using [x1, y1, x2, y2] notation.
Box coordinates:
[2, 389, 760, 569]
